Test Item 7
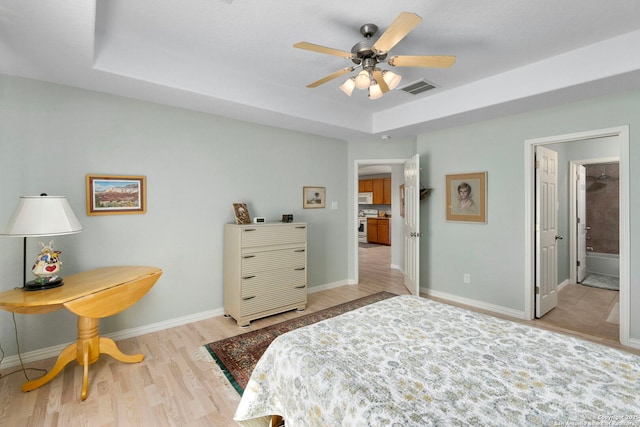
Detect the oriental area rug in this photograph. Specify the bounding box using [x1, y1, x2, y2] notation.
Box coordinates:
[205, 291, 396, 395]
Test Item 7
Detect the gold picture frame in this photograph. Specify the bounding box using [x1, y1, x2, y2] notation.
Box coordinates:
[445, 172, 487, 223]
[86, 175, 146, 216]
[303, 186, 325, 208]
[233, 203, 251, 224]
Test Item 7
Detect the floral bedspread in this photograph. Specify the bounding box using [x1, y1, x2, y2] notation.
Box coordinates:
[234, 295, 640, 427]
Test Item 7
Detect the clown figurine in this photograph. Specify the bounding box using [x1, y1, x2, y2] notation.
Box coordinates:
[29, 240, 64, 289]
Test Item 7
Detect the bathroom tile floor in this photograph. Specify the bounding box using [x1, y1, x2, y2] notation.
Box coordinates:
[535, 283, 619, 342]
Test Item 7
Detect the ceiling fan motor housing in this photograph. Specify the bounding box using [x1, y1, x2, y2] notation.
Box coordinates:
[351, 24, 388, 66]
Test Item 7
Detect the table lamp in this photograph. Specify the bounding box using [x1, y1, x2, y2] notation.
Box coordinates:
[1, 194, 83, 291]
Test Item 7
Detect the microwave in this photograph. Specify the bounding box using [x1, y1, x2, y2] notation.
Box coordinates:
[358, 192, 373, 204]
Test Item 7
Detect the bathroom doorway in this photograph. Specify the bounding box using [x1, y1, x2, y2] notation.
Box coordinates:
[524, 126, 630, 346]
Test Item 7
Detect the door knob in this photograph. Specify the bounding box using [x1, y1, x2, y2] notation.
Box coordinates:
[555, 235, 564, 240]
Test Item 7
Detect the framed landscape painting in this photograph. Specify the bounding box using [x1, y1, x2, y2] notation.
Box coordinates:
[86, 175, 146, 215]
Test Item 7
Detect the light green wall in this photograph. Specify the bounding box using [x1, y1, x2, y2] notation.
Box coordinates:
[417, 90, 639, 338]
[2, 73, 639, 359]
[0, 74, 349, 356]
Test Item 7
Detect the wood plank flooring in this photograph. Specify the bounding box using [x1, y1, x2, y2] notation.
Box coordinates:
[0, 244, 636, 425]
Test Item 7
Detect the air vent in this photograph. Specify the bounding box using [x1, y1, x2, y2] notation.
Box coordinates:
[399, 79, 438, 95]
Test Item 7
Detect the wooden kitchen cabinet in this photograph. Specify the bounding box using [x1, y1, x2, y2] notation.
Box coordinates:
[360, 178, 391, 205]
[367, 217, 390, 245]
[377, 218, 390, 245]
[372, 179, 384, 204]
[383, 178, 392, 204]
[359, 179, 373, 192]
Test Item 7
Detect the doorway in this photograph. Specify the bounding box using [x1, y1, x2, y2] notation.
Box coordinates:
[353, 159, 408, 287]
[524, 126, 630, 346]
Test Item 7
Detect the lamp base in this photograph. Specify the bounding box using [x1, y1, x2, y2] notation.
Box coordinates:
[24, 277, 64, 291]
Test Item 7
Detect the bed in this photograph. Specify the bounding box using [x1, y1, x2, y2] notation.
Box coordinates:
[234, 295, 640, 426]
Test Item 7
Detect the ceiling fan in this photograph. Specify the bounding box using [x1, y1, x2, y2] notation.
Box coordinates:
[293, 11, 456, 99]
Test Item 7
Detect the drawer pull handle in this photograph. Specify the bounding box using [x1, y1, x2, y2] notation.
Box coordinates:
[242, 296, 256, 301]
[295, 267, 306, 271]
[244, 228, 257, 232]
[294, 285, 306, 289]
[242, 275, 256, 280]
[243, 255, 256, 259]
[295, 226, 306, 229]
[294, 249, 305, 253]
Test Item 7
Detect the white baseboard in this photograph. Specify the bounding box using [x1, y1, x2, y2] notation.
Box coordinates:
[421, 287, 526, 320]
[307, 279, 352, 293]
[0, 308, 224, 370]
[0, 280, 350, 370]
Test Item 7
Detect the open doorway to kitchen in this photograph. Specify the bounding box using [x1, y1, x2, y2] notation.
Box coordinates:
[353, 160, 407, 286]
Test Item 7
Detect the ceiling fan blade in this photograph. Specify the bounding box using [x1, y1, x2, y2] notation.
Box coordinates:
[293, 42, 354, 59]
[372, 70, 389, 93]
[372, 12, 422, 54]
[388, 55, 456, 68]
[306, 67, 355, 88]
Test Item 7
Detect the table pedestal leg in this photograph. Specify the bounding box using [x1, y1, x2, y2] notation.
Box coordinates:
[22, 315, 145, 400]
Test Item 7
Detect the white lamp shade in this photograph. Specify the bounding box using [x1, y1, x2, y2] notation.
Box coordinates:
[339, 78, 356, 96]
[368, 83, 383, 99]
[383, 70, 402, 90]
[354, 70, 371, 90]
[1, 195, 83, 237]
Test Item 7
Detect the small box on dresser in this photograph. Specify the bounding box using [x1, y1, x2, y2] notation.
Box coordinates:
[224, 222, 307, 326]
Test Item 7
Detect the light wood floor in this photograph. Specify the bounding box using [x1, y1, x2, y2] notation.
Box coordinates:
[0, 245, 636, 425]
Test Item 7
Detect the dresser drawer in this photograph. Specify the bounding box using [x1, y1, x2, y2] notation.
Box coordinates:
[241, 248, 305, 274]
[241, 268, 306, 298]
[240, 224, 306, 247]
[241, 286, 307, 317]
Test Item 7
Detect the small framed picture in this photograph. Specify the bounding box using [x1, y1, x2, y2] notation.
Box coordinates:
[86, 175, 146, 215]
[445, 172, 487, 223]
[303, 186, 325, 208]
[233, 203, 251, 224]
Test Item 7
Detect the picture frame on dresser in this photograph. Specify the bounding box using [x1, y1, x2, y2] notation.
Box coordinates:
[233, 203, 251, 224]
[86, 174, 146, 216]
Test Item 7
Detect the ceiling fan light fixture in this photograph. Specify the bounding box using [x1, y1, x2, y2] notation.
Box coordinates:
[340, 78, 356, 96]
[382, 70, 402, 90]
[368, 83, 383, 99]
[354, 70, 371, 90]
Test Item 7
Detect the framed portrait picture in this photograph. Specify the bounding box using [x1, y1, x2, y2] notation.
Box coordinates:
[445, 172, 487, 223]
[233, 203, 251, 224]
[303, 186, 325, 208]
[86, 175, 146, 215]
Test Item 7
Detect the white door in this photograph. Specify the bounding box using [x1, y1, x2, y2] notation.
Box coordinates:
[576, 165, 587, 283]
[403, 154, 420, 296]
[535, 146, 559, 317]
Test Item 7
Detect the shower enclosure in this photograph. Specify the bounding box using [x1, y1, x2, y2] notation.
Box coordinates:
[582, 162, 619, 290]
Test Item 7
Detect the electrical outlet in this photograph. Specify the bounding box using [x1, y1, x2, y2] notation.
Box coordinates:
[463, 273, 471, 284]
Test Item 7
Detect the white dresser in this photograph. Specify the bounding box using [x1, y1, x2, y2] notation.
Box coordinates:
[223, 222, 307, 326]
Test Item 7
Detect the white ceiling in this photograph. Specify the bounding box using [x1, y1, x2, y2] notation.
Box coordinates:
[2, 0, 640, 141]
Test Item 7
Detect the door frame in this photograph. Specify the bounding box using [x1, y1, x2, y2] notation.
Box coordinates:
[523, 126, 630, 345]
[353, 159, 408, 285]
[568, 157, 619, 285]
